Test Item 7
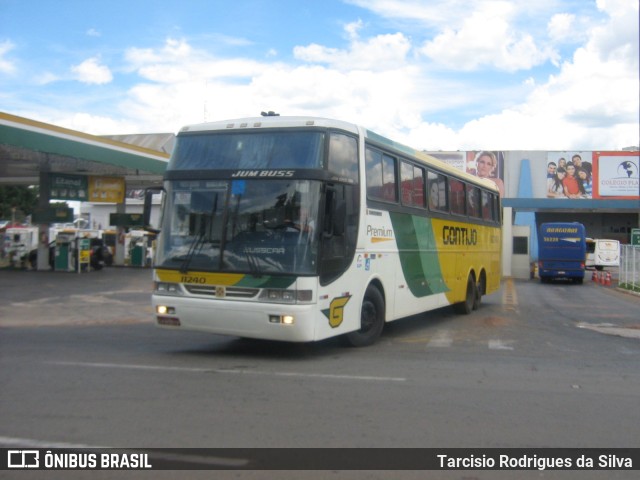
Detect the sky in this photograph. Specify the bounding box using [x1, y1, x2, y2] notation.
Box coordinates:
[0, 0, 638, 151]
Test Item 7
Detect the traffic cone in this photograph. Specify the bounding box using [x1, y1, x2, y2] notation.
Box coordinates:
[605, 272, 612, 286]
[600, 271, 605, 285]
[592, 270, 597, 282]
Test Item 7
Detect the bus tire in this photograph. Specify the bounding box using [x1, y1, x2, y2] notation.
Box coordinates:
[453, 275, 476, 315]
[346, 285, 385, 347]
[473, 274, 484, 310]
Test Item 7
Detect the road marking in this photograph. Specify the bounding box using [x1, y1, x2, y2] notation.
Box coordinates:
[576, 323, 640, 339]
[426, 329, 453, 348]
[48, 361, 406, 383]
[488, 339, 515, 350]
[0, 435, 106, 449]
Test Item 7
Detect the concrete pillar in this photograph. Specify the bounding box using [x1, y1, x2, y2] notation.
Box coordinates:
[36, 168, 50, 270]
[114, 202, 126, 266]
[502, 206, 513, 278]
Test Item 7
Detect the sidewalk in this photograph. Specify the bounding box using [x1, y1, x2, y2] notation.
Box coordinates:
[0, 267, 154, 327]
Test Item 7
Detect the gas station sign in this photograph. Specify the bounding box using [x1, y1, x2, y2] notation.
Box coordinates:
[88, 176, 125, 203]
[632, 228, 640, 246]
[110, 213, 144, 227]
[49, 173, 88, 201]
[48, 174, 125, 203]
[32, 206, 74, 223]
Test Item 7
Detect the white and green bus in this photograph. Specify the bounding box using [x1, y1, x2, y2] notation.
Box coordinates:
[148, 116, 501, 346]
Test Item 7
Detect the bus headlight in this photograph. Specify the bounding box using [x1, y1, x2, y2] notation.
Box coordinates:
[156, 305, 175, 315]
[154, 282, 184, 296]
[259, 289, 313, 304]
[269, 314, 295, 325]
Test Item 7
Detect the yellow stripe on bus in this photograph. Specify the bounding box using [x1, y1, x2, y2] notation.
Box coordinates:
[156, 269, 245, 286]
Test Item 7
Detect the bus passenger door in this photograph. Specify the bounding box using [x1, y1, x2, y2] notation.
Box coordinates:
[319, 184, 359, 286]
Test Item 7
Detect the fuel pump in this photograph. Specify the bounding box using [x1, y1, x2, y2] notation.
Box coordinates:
[128, 231, 147, 267]
[54, 232, 75, 271]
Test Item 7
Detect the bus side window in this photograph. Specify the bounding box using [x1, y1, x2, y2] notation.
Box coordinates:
[481, 190, 491, 220]
[401, 161, 425, 208]
[467, 185, 481, 218]
[449, 178, 466, 216]
[328, 133, 359, 183]
[427, 171, 448, 212]
[366, 147, 397, 203]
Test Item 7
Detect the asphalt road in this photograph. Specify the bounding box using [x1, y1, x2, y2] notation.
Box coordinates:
[1, 267, 639, 479]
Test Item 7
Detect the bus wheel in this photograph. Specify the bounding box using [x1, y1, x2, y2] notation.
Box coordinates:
[346, 286, 385, 347]
[473, 275, 484, 310]
[454, 275, 476, 315]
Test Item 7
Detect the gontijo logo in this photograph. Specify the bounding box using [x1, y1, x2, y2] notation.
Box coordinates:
[443, 226, 478, 246]
[322, 295, 352, 328]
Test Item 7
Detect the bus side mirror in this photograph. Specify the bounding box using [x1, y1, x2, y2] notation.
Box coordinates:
[143, 187, 164, 234]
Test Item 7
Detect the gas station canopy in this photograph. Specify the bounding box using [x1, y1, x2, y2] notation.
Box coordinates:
[0, 112, 170, 189]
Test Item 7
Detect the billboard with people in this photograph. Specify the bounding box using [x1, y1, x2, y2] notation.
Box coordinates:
[428, 151, 505, 197]
[546, 151, 638, 200]
[546, 152, 592, 199]
[426, 150, 638, 201]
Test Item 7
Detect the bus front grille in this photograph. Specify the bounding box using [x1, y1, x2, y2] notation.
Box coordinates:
[184, 285, 260, 299]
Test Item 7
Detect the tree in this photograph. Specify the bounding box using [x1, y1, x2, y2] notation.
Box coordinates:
[0, 186, 39, 222]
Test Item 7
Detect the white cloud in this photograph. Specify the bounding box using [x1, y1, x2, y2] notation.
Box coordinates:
[420, 2, 556, 71]
[71, 57, 113, 85]
[418, 0, 639, 150]
[547, 13, 576, 43]
[125, 38, 265, 84]
[86, 28, 101, 37]
[34, 72, 59, 85]
[56, 112, 139, 135]
[294, 31, 411, 71]
[0, 40, 17, 75]
[117, 30, 419, 131]
[346, 0, 467, 26]
[23, 0, 636, 152]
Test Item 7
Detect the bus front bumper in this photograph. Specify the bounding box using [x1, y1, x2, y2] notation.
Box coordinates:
[152, 294, 318, 342]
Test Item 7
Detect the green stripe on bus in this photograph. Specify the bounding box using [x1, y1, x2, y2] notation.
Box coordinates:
[236, 275, 297, 288]
[390, 212, 449, 297]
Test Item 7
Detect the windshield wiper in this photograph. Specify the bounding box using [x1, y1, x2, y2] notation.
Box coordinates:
[179, 193, 219, 273]
[179, 229, 205, 273]
[244, 249, 263, 278]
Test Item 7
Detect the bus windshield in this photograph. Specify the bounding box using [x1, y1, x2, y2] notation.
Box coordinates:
[169, 131, 325, 170]
[155, 179, 321, 275]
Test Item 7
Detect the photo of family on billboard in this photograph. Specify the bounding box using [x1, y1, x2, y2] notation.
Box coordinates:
[546, 152, 592, 199]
